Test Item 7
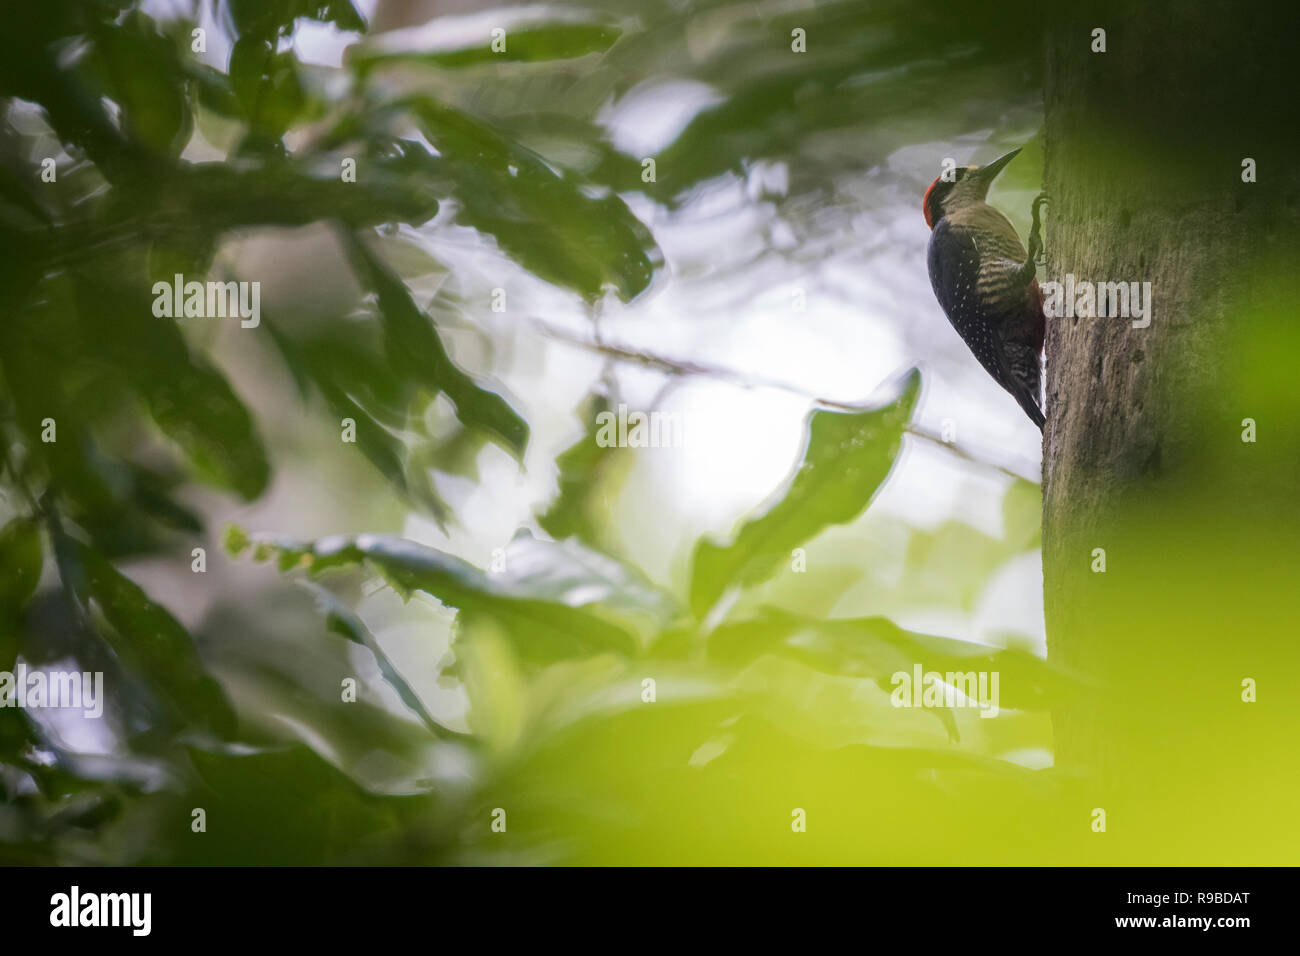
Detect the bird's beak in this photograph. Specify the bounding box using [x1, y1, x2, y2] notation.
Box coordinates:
[976, 147, 1022, 184]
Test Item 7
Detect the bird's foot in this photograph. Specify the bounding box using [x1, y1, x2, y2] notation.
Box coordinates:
[1027, 232, 1044, 267]
[1027, 192, 1050, 266]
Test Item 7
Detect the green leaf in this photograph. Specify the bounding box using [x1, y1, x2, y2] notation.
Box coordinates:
[1, 283, 155, 524]
[537, 392, 620, 546]
[183, 745, 418, 865]
[188, 61, 242, 118]
[903, 520, 1022, 612]
[631, 2, 1040, 206]
[229, 37, 306, 144]
[72, 462, 205, 560]
[89, 12, 192, 157]
[224, 525, 252, 558]
[300, 580, 458, 739]
[0, 518, 42, 623]
[71, 268, 271, 502]
[400, 101, 661, 301]
[228, 0, 366, 41]
[500, 531, 679, 631]
[689, 370, 920, 618]
[331, 383, 447, 519]
[265, 324, 454, 524]
[54, 534, 237, 736]
[708, 608, 1066, 713]
[1001, 477, 1043, 550]
[353, 22, 622, 71]
[343, 232, 529, 459]
[0, 12, 147, 179]
[144, 362, 271, 501]
[173, 161, 441, 232]
[231, 530, 639, 664]
[0, 161, 53, 225]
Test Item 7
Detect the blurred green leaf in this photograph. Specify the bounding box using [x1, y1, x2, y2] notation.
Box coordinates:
[460, 620, 528, 755]
[188, 61, 242, 118]
[229, 37, 305, 144]
[182, 744, 434, 866]
[902, 517, 1040, 613]
[1, 287, 139, 518]
[371, 234, 444, 279]
[54, 533, 237, 737]
[709, 607, 1064, 712]
[67, 460, 205, 559]
[502, 531, 679, 631]
[354, 22, 622, 72]
[0, 10, 146, 180]
[266, 324, 454, 524]
[689, 371, 920, 618]
[230, 529, 639, 663]
[89, 12, 191, 157]
[227, 0, 366, 41]
[121, 464, 203, 535]
[71, 268, 270, 502]
[400, 99, 661, 301]
[119, 161, 441, 236]
[0, 163, 53, 226]
[344, 232, 529, 460]
[301, 580, 459, 740]
[1002, 477, 1043, 550]
[0, 518, 42, 624]
[537, 392, 620, 546]
[638, 0, 1041, 204]
[143, 363, 270, 502]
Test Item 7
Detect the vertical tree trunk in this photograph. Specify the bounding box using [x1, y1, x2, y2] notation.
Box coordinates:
[1042, 2, 1300, 859]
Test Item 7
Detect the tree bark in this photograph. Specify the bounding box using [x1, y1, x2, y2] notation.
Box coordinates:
[1042, 2, 1300, 859]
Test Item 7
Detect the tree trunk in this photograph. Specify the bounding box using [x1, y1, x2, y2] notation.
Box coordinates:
[1042, 2, 1300, 860]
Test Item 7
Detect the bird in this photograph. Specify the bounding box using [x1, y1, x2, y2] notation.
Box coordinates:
[923, 148, 1046, 430]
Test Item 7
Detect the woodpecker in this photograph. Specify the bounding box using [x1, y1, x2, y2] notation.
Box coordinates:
[923, 148, 1046, 430]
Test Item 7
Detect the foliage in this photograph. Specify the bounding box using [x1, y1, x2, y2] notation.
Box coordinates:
[0, 0, 1058, 864]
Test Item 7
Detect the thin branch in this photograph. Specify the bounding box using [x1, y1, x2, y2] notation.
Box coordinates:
[523, 317, 1040, 483]
[525, 317, 868, 410]
[904, 426, 1039, 484]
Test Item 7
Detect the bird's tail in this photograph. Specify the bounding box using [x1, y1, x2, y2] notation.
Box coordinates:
[1005, 351, 1045, 431]
[1021, 394, 1046, 431]
[1005, 366, 1045, 430]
